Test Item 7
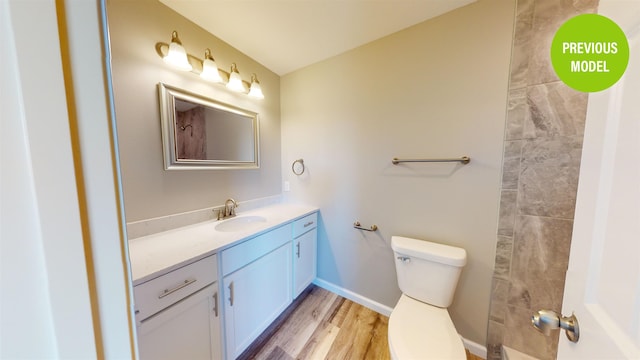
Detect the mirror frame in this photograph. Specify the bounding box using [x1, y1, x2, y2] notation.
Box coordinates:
[158, 83, 260, 170]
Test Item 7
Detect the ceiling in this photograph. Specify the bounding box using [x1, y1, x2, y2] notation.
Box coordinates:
[159, 0, 476, 76]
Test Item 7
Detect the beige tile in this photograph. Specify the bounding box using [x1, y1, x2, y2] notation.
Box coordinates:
[508, 0, 534, 90]
[527, 0, 598, 86]
[524, 82, 587, 139]
[518, 165, 580, 218]
[486, 320, 505, 360]
[489, 277, 510, 323]
[505, 88, 527, 141]
[498, 190, 518, 236]
[504, 305, 559, 360]
[493, 236, 514, 280]
[509, 216, 572, 310]
[502, 140, 523, 189]
[521, 136, 583, 167]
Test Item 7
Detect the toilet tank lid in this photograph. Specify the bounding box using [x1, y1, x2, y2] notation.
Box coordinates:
[391, 236, 467, 267]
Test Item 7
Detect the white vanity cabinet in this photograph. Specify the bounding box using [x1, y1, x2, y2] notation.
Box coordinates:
[128, 206, 320, 360]
[292, 212, 317, 298]
[221, 225, 292, 360]
[134, 255, 222, 360]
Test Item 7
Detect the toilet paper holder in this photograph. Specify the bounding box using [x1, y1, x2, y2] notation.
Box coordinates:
[353, 221, 378, 232]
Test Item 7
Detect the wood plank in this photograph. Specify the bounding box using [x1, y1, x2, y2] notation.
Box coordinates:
[366, 313, 390, 360]
[296, 296, 346, 359]
[299, 323, 340, 360]
[240, 285, 339, 360]
[325, 301, 387, 359]
[276, 288, 339, 356]
[263, 346, 294, 360]
[240, 285, 484, 360]
[329, 295, 350, 327]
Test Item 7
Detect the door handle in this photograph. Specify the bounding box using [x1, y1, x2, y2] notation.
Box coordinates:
[228, 282, 234, 306]
[531, 309, 579, 343]
[212, 292, 218, 317]
[158, 278, 197, 299]
[296, 242, 300, 258]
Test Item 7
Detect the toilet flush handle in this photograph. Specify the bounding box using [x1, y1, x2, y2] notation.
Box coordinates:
[397, 256, 411, 264]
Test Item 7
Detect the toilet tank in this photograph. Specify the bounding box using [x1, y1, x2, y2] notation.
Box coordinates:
[391, 236, 467, 308]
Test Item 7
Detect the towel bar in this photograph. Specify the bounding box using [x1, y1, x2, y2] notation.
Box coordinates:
[392, 156, 470, 165]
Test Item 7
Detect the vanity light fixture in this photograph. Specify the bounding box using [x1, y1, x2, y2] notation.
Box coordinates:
[248, 74, 264, 99]
[200, 49, 223, 83]
[163, 31, 192, 71]
[156, 32, 264, 98]
[226, 63, 245, 92]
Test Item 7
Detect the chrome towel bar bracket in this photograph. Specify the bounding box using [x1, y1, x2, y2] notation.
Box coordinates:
[354, 221, 378, 232]
[392, 156, 470, 165]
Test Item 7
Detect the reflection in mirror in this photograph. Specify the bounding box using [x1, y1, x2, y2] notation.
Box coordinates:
[158, 83, 259, 170]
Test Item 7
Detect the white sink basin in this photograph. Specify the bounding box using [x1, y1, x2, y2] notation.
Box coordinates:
[215, 215, 267, 232]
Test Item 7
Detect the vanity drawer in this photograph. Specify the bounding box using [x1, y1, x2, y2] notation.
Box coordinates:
[222, 224, 290, 276]
[134, 254, 217, 321]
[293, 212, 317, 238]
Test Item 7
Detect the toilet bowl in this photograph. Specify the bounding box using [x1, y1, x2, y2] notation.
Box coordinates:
[388, 236, 467, 359]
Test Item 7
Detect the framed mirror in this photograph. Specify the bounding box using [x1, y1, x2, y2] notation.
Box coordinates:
[158, 83, 260, 170]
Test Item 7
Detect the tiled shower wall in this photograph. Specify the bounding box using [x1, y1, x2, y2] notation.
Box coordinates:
[486, 1, 598, 359]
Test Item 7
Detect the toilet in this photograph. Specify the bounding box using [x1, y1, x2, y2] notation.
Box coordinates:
[388, 236, 467, 359]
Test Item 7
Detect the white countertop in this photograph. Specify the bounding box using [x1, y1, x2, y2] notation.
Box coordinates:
[128, 203, 318, 285]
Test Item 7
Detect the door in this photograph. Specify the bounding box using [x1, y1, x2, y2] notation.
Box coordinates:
[294, 228, 317, 298]
[137, 284, 221, 360]
[223, 243, 292, 359]
[557, 1, 640, 358]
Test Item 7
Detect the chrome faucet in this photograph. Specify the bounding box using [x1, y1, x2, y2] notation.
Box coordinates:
[223, 198, 238, 218]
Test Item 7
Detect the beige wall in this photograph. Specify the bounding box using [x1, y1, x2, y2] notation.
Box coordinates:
[281, 0, 515, 345]
[107, 0, 281, 222]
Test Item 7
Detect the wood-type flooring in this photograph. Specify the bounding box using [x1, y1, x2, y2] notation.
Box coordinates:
[238, 285, 484, 360]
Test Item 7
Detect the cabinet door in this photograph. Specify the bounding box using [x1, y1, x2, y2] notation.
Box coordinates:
[137, 284, 222, 360]
[223, 243, 292, 359]
[293, 228, 317, 298]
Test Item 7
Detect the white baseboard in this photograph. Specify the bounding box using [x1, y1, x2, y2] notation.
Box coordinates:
[462, 337, 487, 359]
[502, 346, 539, 360]
[313, 278, 488, 358]
[312, 278, 394, 316]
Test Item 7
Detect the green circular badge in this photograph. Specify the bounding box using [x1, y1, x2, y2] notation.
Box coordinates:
[550, 14, 629, 92]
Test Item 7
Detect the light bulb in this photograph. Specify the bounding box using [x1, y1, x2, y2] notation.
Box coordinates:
[163, 31, 192, 71]
[248, 74, 264, 99]
[200, 49, 222, 82]
[226, 63, 245, 92]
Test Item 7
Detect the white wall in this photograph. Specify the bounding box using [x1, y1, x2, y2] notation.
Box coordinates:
[281, 0, 515, 345]
[107, 0, 282, 222]
[1, 0, 136, 358]
[1, 2, 63, 355]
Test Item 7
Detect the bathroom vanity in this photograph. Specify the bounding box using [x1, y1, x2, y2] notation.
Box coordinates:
[129, 204, 318, 360]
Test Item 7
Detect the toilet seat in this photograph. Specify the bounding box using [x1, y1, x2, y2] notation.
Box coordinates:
[388, 294, 466, 360]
